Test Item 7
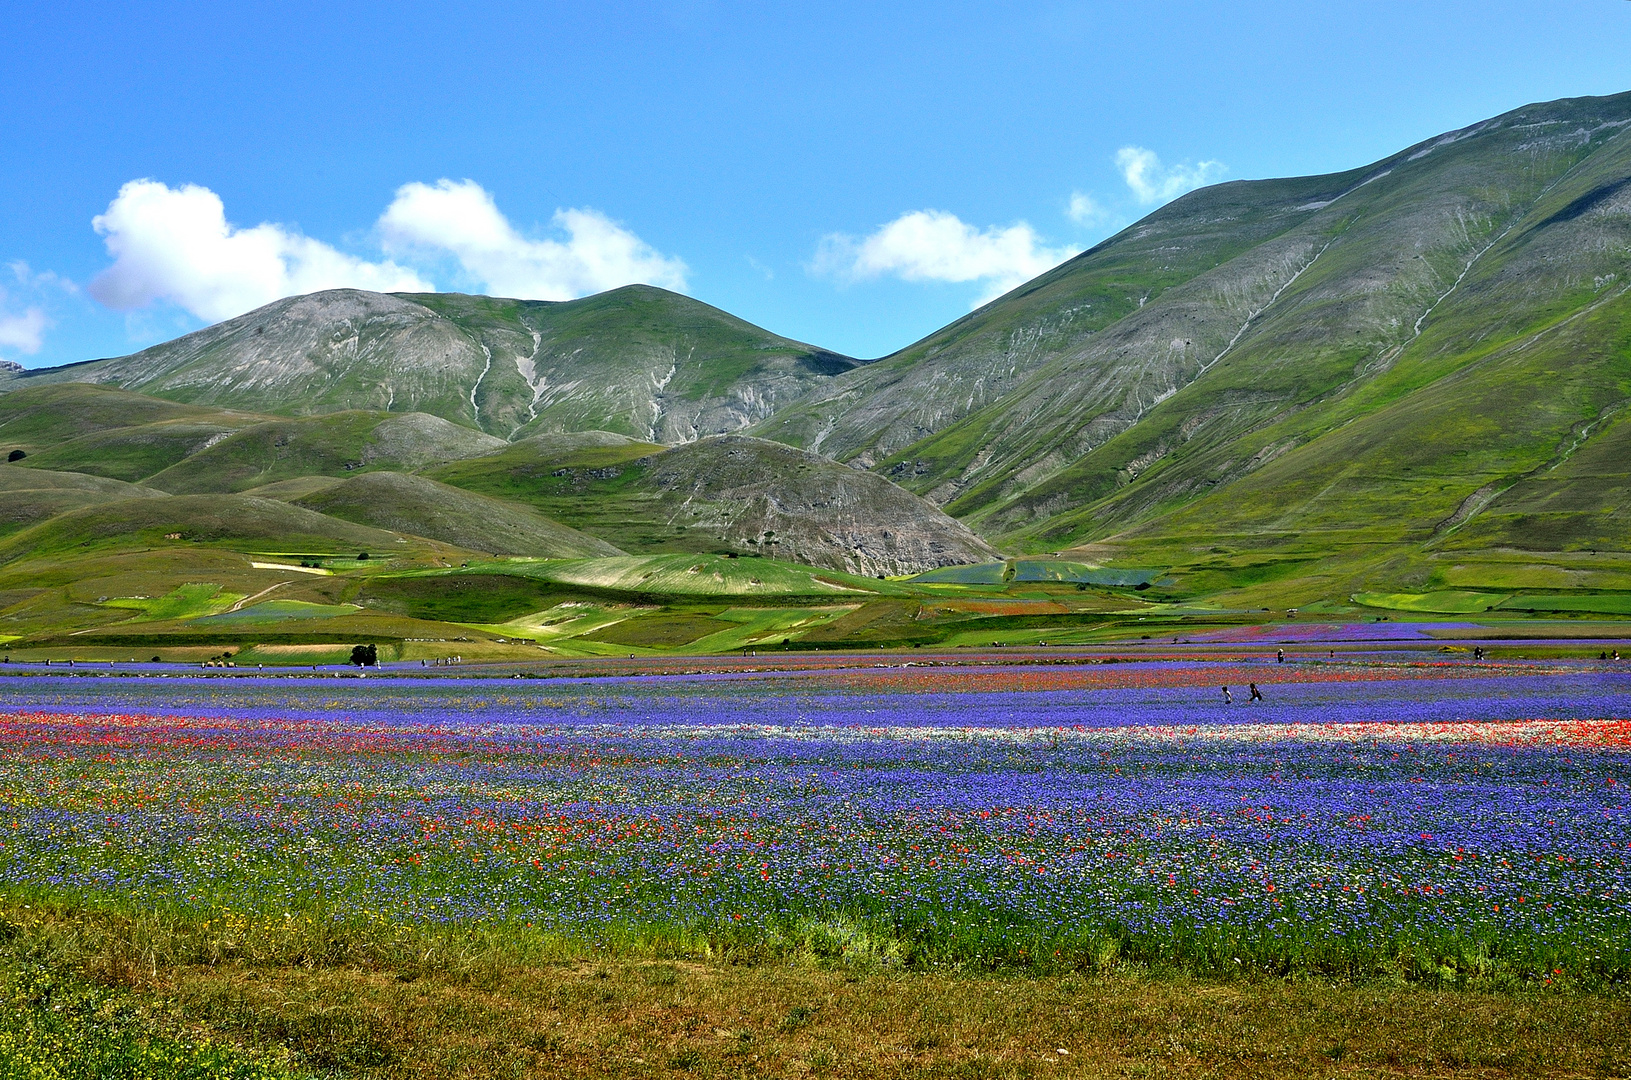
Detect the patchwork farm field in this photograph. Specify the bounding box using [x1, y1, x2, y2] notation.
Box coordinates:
[0, 655, 1626, 1077]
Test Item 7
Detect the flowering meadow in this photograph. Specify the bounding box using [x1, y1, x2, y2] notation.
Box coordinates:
[0, 657, 1626, 985]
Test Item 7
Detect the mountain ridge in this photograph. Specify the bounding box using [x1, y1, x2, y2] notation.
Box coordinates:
[2, 90, 1629, 616]
[1, 286, 864, 443]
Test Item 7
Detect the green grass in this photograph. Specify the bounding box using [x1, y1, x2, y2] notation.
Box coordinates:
[911, 561, 1008, 584]
[294, 471, 618, 558]
[457, 600, 650, 649]
[1352, 590, 1511, 614]
[21, 422, 246, 482]
[193, 600, 361, 625]
[450, 553, 899, 598]
[0, 895, 1624, 1080]
[360, 572, 594, 624]
[1011, 560, 1158, 586]
[0, 382, 247, 453]
[0, 495, 414, 567]
[679, 605, 861, 652]
[0, 961, 298, 1080]
[583, 612, 735, 648]
[1496, 592, 1631, 614]
[102, 583, 245, 621]
[429, 433, 995, 574]
[145, 411, 503, 495]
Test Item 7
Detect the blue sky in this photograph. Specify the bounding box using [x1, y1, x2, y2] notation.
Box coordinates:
[3, 1, 1630, 368]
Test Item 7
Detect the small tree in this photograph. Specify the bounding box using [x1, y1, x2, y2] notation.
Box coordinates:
[350, 644, 378, 667]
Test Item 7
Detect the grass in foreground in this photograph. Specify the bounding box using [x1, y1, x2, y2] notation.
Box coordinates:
[0, 900, 1626, 1080]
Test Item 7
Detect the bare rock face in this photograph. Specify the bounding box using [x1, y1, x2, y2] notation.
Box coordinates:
[641, 436, 998, 577]
[427, 432, 998, 576]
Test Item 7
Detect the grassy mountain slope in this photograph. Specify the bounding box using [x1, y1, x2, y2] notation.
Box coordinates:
[1, 286, 862, 442]
[0, 383, 266, 481]
[428, 433, 997, 575]
[0, 495, 414, 566]
[20, 421, 251, 482]
[866, 95, 1631, 540]
[403, 287, 863, 441]
[293, 471, 622, 558]
[994, 96, 1631, 560]
[1441, 404, 1631, 554]
[0, 382, 256, 452]
[144, 410, 506, 493]
[744, 91, 1631, 607]
[0, 464, 168, 539]
[752, 170, 1361, 464]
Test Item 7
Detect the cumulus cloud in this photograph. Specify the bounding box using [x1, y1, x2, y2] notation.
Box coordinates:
[87, 180, 433, 323]
[378, 179, 688, 300]
[814, 210, 1077, 306]
[1114, 146, 1226, 204]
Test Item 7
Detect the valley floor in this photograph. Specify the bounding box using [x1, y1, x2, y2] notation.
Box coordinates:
[0, 649, 1626, 1078]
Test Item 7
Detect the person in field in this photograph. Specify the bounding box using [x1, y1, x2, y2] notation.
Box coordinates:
[1222, 685, 1232, 705]
[1249, 682, 1264, 702]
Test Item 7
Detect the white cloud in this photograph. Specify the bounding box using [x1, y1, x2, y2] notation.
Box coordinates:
[0, 301, 46, 355]
[1115, 146, 1227, 205]
[1067, 191, 1106, 225]
[814, 210, 1077, 307]
[378, 179, 688, 300]
[88, 180, 433, 323]
[9, 260, 78, 295]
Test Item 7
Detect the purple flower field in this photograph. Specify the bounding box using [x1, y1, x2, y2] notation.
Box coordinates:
[0, 658, 1626, 981]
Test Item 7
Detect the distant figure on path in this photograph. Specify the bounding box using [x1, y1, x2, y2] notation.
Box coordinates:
[1276, 649, 1285, 663]
[1222, 685, 1232, 705]
[1473, 646, 1485, 661]
[1249, 683, 1264, 702]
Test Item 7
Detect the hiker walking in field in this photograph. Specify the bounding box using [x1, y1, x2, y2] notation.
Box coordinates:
[1249, 682, 1264, 702]
[1222, 685, 1232, 705]
[1276, 648, 1285, 664]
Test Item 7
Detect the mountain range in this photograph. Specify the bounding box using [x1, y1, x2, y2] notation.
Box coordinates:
[2, 90, 1629, 655]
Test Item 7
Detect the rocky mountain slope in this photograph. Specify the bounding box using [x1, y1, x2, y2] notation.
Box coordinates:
[426, 432, 997, 576]
[2, 286, 862, 442]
